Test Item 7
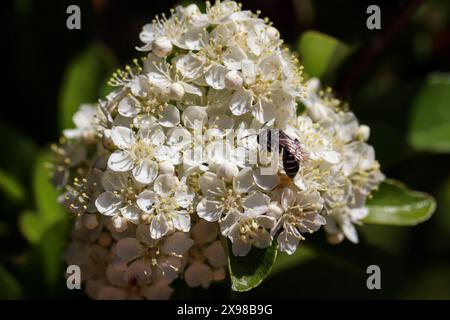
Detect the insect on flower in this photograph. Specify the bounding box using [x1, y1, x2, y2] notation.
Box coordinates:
[247, 123, 308, 178]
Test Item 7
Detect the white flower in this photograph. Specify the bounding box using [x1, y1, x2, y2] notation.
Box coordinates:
[269, 188, 325, 254]
[137, 6, 205, 52]
[221, 208, 275, 256]
[63, 104, 98, 140]
[95, 171, 143, 232]
[136, 175, 194, 239]
[229, 53, 298, 125]
[117, 94, 181, 128]
[107, 125, 179, 184]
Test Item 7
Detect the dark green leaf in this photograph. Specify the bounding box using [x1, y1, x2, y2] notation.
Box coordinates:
[0, 263, 22, 299]
[227, 241, 277, 292]
[0, 170, 26, 204]
[409, 73, 450, 152]
[58, 43, 116, 131]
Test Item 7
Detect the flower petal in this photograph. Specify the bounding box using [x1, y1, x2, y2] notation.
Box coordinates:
[150, 215, 171, 239]
[95, 191, 121, 216]
[108, 150, 134, 172]
[111, 126, 135, 149]
[205, 64, 226, 90]
[159, 104, 180, 127]
[243, 191, 270, 215]
[136, 190, 156, 213]
[229, 89, 252, 116]
[132, 159, 158, 184]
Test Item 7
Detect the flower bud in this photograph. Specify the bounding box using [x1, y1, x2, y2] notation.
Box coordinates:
[327, 232, 344, 245]
[152, 36, 173, 58]
[266, 26, 280, 40]
[159, 161, 175, 175]
[224, 70, 243, 90]
[216, 163, 239, 182]
[168, 82, 185, 101]
[83, 213, 99, 230]
[184, 4, 201, 17]
[356, 125, 370, 141]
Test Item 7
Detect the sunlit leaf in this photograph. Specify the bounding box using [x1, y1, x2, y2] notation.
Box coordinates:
[19, 151, 66, 243]
[297, 30, 351, 78]
[364, 179, 436, 226]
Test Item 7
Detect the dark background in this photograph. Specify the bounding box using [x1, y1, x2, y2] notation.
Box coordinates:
[1, 0, 449, 299]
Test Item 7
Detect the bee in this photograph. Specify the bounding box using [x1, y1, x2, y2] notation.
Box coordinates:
[256, 128, 308, 178]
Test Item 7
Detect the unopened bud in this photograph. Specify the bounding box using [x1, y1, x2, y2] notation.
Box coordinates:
[168, 82, 185, 101]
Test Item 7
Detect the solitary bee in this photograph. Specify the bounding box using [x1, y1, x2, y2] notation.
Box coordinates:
[256, 127, 308, 178]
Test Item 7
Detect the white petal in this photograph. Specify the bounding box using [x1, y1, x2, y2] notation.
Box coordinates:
[253, 168, 279, 191]
[136, 190, 156, 213]
[277, 229, 299, 255]
[175, 54, 204, 79]
[197, 199, 224, 222]
[108, 150, 134, 172]
[132, 159, 158, 184]
[199, 172, 225, 196]
[252, 99, 276, 124]
[181, 82, 202, 96]
[111, 126, 135, 149]
[95, 191, 121, 216]
[229, 89, 252, 116]
[150, 215, 171, 239]
[153, 174, 179, 195]
[159, 104, 180, 127]
[219, 210, 240, 236]
[281, 188, 296, 211]
[182, 106, 208, 129]
[243, 191, 270, 215]
[233, 167, 254, 194]
[205, 64, 226, 90]
[172, 211, 191, 233]
[101, 170, 129, 192]
[241, 59, 256, 83]
[120, 205, 141, 224]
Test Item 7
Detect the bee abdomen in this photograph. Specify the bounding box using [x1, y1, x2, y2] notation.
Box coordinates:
[282, 150, 300, 178]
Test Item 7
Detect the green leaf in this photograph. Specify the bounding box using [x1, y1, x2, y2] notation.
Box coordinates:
[297, 30, 351, 78]
[0, 120, 37, 182]
[58, 42, 116, 131]
[363, 179, 436, 226]
[37, 221, 69, 288]
[0, 170, 26, 203]
[0, 263, 22, 299]
[227, 240, 277, 292]
[19, 151, 66, 243]
[409, 73, 450, 152]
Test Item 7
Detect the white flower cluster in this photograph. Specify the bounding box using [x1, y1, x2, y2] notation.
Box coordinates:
[52, 1, 384, 299]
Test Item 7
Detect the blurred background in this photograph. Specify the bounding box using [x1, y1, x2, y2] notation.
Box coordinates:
[1, 0, 449, 299]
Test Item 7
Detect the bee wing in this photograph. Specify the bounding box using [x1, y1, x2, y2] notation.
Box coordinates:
[280, 135, 308, 163]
